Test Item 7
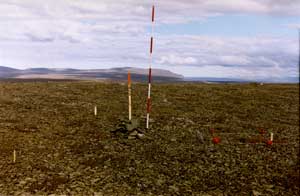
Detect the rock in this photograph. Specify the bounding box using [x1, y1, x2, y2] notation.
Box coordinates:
[169, 185, 179, 192]
[252, 190, 262, 196]
[19, 180, 27, 186]
[94, 192, 104, 196]
[25, 177, 34, 182]
[103, 145, 110, 150]
[137, 133, 145, 139]
[186, 119, 194, 124]
[128, 135, 136, 140]
[70, 129, 77, 134]
[129, 130, 138, 136]
[196, 131, 204, 143]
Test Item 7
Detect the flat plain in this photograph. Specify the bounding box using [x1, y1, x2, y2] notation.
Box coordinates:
[0, 81, 299, 195]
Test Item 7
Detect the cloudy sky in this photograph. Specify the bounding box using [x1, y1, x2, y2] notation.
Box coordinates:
[0, 0, 299, 81]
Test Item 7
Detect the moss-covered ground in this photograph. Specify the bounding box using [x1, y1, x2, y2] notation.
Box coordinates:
[0, 81, 299, 195]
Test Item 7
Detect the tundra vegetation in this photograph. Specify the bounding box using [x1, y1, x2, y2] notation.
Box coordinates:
[0, 81, 299, 195]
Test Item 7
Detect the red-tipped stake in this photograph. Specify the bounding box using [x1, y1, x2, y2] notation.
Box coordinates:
[212, 137, 221, 144]
[146, 5, 155, 129]
[210, 128, 221, 144]
[266, 140, 273, 146]
[128, 71, 132, 121]
[271, 132, 273, 141]
[266, 132, 273, 146]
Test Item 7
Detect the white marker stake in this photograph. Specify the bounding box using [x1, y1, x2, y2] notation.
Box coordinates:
[270, 132, 273, 141]
[94, 106, 97, 116]
[13, 150, 16, 163]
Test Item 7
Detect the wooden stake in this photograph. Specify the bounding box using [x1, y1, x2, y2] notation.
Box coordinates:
[13, 150, 16, 163]
[128, 71, 132, 121]
[94, 106, 97, 116]
[270, 132, 273, 141]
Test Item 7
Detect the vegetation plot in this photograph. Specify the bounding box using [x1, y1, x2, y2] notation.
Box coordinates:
[0, 81, 299, 195]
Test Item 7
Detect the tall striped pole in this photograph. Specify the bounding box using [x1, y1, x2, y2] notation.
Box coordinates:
[128, 71, 132, 121]
[146, 4, 155, 129]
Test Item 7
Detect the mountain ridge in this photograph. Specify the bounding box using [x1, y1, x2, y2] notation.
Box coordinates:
[0, 66, 184, 82]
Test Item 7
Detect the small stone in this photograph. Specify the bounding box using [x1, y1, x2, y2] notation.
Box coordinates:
[169, 185, 179, 192]
[129, 130, 138, 136]
[128, 135, 136, 140]
[103, 145, 110, 150]
[25, 177, 33, 182]
[196, 131, 204, 143]
[137, 133, 145, 139]
[19, 180, 27, 186]
[70, 129, 77, 134]
[252, 190, 262, 196]
[94, 192, 104, 196]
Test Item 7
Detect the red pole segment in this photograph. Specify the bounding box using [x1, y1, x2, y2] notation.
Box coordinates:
[150, 37, 153, 54]
[152, 6, 155, 22]
[148, 67, 152, 83]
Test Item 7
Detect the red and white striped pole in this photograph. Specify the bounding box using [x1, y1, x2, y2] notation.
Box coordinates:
[146, 5, 155, 129]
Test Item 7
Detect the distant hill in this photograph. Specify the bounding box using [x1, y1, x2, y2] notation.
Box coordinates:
[184, 77, 251, 83]
[0, 66, 184, 82]
[0, 66, 19, 72]
[184, 77, 299, 83]
[1, 66, 298, 83]
[0, 66, 20, 78]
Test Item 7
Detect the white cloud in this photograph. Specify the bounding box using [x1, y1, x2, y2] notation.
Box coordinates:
[285, 23, 300, 29]
[158, 54, 198, 65]
[153, 35, 298, 79]
[0, 0, 298, 80]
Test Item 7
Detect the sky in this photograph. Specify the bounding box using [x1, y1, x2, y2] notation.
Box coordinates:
[0, 0, 299, 81]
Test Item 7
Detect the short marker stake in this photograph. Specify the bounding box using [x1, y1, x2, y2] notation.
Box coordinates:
[94, 106, 97, 116]
[266, 132, 273, 146]
[270, 132, 273, 141]
[13, 150, 16, 163]
[128, 71, 132, 121]
[146, 4, 155, 129]
[210, 128, 221, 144]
